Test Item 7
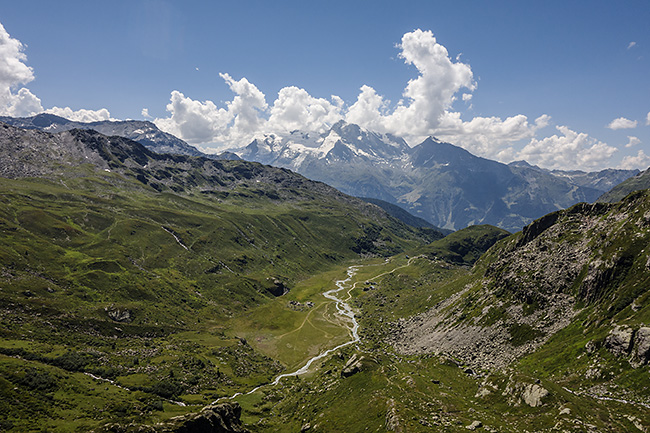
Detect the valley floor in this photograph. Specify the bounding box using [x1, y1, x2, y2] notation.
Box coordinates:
[224, 255, 650, 432]
[2, 253, 649, 432]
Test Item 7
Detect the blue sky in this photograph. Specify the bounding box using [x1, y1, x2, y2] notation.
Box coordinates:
[1, 0, 649, 171]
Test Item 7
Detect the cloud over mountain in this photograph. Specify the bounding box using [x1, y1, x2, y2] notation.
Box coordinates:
[153, 29, 560, 166]
[0, 20, 645, 171]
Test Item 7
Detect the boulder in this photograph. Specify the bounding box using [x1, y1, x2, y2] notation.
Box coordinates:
[522, 383, 549, 407]
[106, 308, 132, 323]
[634, 327, 650, 363]
[605, 326, 633, 356]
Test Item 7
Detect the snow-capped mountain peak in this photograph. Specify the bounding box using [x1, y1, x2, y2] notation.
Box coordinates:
[235, 121, 412, 170]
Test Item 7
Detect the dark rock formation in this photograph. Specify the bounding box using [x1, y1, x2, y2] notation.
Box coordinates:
[168, 403, 249, 433]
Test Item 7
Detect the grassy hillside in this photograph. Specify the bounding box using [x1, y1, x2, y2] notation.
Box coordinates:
[0, 125, 437, 432]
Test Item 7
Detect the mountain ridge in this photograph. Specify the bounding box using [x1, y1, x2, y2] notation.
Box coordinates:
[0, 113, 239, 160]
[234, 121, 637, 232]
[1, 115, 638, 233]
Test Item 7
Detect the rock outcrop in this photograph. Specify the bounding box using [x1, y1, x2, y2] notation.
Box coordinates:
[605, 325, 650, 366]
[521, 383, 549, 407]
[605, 326, 634, 356]
[341, 354, 365, 378]
[167, 403, 249, 433]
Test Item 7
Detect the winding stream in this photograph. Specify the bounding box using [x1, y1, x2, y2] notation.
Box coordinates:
[215, 265, 362, 402]
[270, 265, 361, 385]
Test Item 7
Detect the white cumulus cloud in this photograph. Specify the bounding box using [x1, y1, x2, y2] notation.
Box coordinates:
[380, 29, 476, 137]
[0, 22, 43, 116]
[518, 125, 617, 170]
[154, 74, 268, 148]
[431, 113, 551, 161]
[345, 85, 389, 133]
[607, 117, 638, 130]
[646, 111, 650, 126]
[268, 86, 343, 133]
[45, 106, 113, 122]
[619, 150, 650, 170]
[625, 136, 641, 148]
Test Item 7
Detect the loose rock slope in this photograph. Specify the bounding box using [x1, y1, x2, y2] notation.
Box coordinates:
[393, 190, 650, 372]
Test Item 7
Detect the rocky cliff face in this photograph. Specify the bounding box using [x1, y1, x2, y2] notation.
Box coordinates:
[0, 113, 241, 161]
[391, 190, 650, 371]
[167, 403, 249, 433]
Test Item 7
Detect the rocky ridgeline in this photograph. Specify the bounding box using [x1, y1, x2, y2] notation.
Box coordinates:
[0, 122, 401, 225]
[391, 190, 650, 371]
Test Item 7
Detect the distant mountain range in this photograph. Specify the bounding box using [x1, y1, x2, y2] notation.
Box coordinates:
[233, 121, 638, 231]
[1, 114, 639, 232]
[597, 166, 650, 203]
[0, 113, 239, 160]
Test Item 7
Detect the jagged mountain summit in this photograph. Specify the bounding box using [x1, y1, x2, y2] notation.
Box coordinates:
[0, 113, 240, 160]
[234, 121, 637, 232]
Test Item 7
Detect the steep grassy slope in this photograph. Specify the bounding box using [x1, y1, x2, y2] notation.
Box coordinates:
[0, 124, 437, 432]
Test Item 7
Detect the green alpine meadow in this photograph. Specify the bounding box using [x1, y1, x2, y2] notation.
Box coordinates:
[1, 120, 649, 432]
